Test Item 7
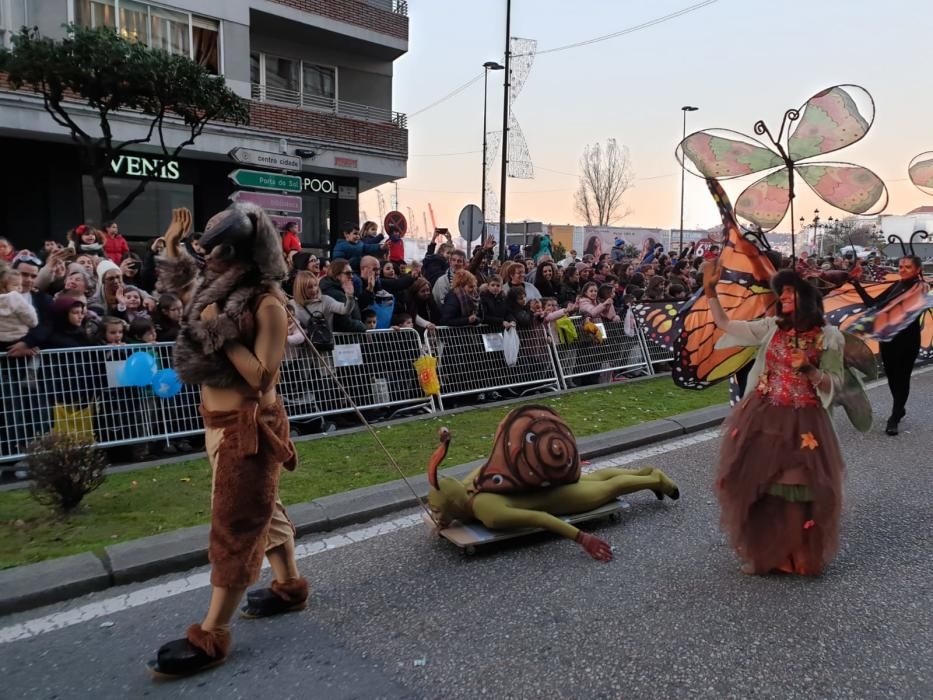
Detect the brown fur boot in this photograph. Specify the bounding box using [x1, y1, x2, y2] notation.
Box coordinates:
[147, 624, 231, 679]
[241, 576, 309, 619]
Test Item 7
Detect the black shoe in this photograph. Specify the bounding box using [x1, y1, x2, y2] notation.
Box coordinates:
[147, 638, 226, 679]
[241, 579, 309, 619]
[885, 416, 899, 436]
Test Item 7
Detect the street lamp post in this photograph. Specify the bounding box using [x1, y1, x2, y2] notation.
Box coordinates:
[679, 106, 699, 253]
[480, 61, 504, 257]
[497, 0, 512, 261]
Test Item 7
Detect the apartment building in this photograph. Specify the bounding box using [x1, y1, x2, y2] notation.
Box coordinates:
[0, 0, 409, 252]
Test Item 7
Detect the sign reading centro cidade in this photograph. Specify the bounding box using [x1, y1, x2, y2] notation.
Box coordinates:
[109, 155, 181, 181]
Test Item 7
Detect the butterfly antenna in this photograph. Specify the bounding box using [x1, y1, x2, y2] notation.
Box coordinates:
[888, 234, 909, 258]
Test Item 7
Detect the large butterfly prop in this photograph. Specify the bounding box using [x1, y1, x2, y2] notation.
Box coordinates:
[636, 179, 776, 390]
[676, 85, 888, 249]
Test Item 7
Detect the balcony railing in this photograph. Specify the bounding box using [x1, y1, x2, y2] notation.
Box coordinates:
[362, 0, 408, 15]
[251, 83, 407, 128]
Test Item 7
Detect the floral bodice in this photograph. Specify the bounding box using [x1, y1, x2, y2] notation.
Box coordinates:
[755, 328, 823, 408]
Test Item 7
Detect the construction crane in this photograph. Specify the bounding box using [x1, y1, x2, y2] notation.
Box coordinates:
[423, 211, 429, 237]
[428, 202, 437, 230]
[360, 210, 368, 225]
[407, 206, 417, 235]
[376, 190, 387, 223]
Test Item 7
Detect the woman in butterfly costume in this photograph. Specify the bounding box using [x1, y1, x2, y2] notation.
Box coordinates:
[704, 261, 863, 576]
[848, 254, 928, 436]
[427, 405, 680, 561]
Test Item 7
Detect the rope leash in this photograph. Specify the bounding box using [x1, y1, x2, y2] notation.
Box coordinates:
[284, 305, 439, 527]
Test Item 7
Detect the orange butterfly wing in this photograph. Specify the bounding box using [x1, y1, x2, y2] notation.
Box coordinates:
[671, 179, 777, 389]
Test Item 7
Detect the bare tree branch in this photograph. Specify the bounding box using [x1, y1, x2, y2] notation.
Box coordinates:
[574, 138, 634, 226]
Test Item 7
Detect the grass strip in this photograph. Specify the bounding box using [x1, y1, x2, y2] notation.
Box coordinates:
[0, 378, 726, 569]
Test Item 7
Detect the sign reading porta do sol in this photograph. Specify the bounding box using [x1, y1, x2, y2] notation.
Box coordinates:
[228, 169, 302, 193]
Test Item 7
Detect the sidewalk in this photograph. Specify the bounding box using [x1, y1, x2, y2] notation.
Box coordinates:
[0, 403, 729, 616]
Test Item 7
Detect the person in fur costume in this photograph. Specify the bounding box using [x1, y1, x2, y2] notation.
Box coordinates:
[147, 206, 308, 679]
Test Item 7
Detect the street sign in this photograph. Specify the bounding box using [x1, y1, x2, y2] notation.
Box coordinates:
[384, 210, 408, 236]
[458, 204, 484, 243]
[229, 190, 303, 213]
[228, 147, 301, 172]
[228, 169, 302, 193]
[269, 214, 302, 233]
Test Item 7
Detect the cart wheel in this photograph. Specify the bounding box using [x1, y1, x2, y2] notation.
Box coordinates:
[464, 545, 477, 556]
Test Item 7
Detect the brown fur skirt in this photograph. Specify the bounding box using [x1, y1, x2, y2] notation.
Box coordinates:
[717, 391, 845, 575]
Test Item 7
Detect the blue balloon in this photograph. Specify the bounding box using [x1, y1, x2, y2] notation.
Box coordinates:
[151, 368, 182, 399]
[120, 352, 158, 387]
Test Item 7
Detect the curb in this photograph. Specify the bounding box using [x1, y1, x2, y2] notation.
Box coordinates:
[0, 403, 729, 617]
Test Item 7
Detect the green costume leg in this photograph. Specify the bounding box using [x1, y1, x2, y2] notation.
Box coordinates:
[505, 469, 678, 517]
[580, 466, 657, 481]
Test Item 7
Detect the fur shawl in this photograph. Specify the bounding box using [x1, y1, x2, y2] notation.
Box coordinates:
[159, 254, 283, 388]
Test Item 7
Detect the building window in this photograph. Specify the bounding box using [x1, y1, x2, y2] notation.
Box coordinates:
[82, 175, 193, 242]
[148, 5, 189, 56]
[192, 16, 220, 74]
[75, 1, 221, 74]
[76, 0, 116, 29]
[303, 65, 336, 100]
[252, 52, 338, 109]
[265, 54, 300, 103]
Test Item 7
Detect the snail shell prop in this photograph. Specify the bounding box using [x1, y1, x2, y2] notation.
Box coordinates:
[473, 405, 581, 494]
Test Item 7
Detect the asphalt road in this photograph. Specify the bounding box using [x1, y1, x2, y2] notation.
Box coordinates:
[1, 372, 931, 699]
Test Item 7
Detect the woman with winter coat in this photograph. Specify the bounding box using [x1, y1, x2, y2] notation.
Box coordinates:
[440, 270, 480, 326]
[292, 270, 354, 331]
[319, 259, 366, 332]
[405, 277, 442, 333]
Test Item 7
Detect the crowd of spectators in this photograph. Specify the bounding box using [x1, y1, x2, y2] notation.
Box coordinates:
[0, 215, 900, 469]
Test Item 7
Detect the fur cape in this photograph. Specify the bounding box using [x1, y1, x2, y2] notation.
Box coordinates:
[159, 256, 282, 388]
[158, 203, 288, 388]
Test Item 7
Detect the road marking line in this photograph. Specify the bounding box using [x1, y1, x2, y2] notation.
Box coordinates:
[3, 369, 926, 645]
[0, 429, 719, 645]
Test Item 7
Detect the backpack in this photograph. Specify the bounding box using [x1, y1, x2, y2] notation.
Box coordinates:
[305, 311, 334, 352]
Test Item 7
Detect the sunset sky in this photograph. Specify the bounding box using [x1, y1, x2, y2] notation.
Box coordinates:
[359, 0, 933, 237]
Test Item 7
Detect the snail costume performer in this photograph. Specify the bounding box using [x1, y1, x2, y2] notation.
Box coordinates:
[427, 405, 680, 561]
[148, 206, 307, 679]
[706, 264, 873, 576]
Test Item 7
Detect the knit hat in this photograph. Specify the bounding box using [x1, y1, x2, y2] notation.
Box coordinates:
[96, 259, 121, 288]
[51, 293, 86, 319]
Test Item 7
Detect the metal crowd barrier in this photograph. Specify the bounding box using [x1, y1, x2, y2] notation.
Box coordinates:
[279, 328, 433, 422]
[550, 316, 651, 386]
[0, 343, 203, 463]
[0, 329, 432, 464]
[424, 324, 561, 410]
[4, 311, 924, 464]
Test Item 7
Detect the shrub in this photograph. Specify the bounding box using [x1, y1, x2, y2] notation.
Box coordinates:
[26, 433, 106, 513]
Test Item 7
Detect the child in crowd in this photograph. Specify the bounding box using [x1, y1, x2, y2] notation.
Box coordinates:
[153, 293, 182, 341]
[128, 317, 157, 344]
[68, 225, 105, 259]
[391, 312, 414, 330]
[479, 274, 514, 329]
[505, 286, 533, 329]
[122, 286, 150, 322]
[48, 296, 92, 348]
[0, 266, 38, 351]
[97, 316, 127, 345]
[362, 309, 378, 330]
[577, 281, 617, 322]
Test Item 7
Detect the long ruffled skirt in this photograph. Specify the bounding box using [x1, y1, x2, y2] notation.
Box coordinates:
[717, 391, 845, 576]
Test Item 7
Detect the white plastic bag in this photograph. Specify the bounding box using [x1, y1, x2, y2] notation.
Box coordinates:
[502, 327, 520, 367]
